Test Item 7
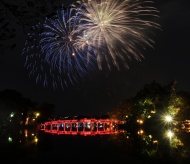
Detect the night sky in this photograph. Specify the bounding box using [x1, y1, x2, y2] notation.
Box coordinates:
[0, 0, 190, 117]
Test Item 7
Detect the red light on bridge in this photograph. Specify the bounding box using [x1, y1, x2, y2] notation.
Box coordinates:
[38, 118, 124, 136]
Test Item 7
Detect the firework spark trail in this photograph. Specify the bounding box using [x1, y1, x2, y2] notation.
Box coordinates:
[22, 5, 97, 89]
[76, 0, 160, 70]
[22, 0, 160, 90]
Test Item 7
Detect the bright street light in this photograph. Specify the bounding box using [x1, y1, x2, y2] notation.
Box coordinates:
[165, 115, 172, 122]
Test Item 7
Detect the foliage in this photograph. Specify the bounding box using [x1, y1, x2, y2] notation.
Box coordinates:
[109, 80, 190, 162]
[132, 80, 164, 118]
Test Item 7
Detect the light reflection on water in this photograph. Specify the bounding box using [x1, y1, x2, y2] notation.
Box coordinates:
[1, 128, 190, 164]
[0, 128, 136, 163]
[0, 128, 38, 145]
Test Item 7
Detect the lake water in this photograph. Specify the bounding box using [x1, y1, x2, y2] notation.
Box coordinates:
[1, 128, 190, 164]
[0, 129, 144, 164]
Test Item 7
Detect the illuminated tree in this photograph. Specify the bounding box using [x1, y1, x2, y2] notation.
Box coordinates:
[133, 80, 164, 118]
[108, 80, 190, 162]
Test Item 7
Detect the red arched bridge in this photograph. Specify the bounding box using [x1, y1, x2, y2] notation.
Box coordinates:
[38, 118, 125, 136]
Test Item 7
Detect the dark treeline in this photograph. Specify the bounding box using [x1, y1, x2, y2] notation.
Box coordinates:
[0, 89, 55, 128]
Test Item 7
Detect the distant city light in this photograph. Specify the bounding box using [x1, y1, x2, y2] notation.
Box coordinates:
[10, 112, 14, 117]
[138, 129, 144, 135]
[8, 137, 13, 143]
[137, 119, 144, 124]
[36, 112, 40, 118]
[153, 140, 158, 144]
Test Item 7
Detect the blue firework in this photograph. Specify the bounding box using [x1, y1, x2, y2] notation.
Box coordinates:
[22, 5, 97, 89]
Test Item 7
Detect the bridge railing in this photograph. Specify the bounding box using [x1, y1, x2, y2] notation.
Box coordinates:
[38, 118, 124, 136]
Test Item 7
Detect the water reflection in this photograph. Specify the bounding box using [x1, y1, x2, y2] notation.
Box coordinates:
[0, 125, 190, 163]
[0, 128, 38, 145]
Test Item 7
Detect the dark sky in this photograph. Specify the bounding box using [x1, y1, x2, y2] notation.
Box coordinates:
[0, 0, 190, 117]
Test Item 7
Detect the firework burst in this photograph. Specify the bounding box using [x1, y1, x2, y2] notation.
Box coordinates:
[22, 5, 97, 89]
[22, 0, 160, 90]
[76, 0, 160, 70]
